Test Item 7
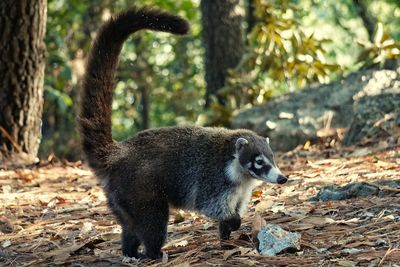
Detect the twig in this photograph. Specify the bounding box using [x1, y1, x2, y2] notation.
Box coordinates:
[0, 126, 21, 152]
[365, 223, 400, 235]
[378, 247, 399, 266]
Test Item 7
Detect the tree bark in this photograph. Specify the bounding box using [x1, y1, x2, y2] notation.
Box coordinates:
[200, 0, 245, 107]
[0, 0, 47, 163]
[352, 0, 376, 42]
[140, 86, 150, 130]
[246, 0, 256, 36]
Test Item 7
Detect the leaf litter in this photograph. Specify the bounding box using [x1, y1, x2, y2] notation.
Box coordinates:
[0, 143, 399, 266]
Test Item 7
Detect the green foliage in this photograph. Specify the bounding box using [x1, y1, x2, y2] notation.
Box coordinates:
[111, 0, 204, 140]
[202, 0, 342, 126]
[40, 0, 400, 159]
[41, 0, 204, 159]
[367, 0, 400, 41]
[40, 0, 97, 159]
[251, 0, 341, 86]
[357, 22, 400, 68]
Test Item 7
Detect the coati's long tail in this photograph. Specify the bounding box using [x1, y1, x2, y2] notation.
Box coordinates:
[78, 7, 189, 171]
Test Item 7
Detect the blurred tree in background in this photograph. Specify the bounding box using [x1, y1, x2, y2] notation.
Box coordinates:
[206, 0, 399, 125]
[0, 0, 47, 163]
[41, 0, 204, 159]
[214, 0, 343, 122]
[40, 0, 399, 160]
[42, 0, 110, 159]
[200, 0, 245, 108]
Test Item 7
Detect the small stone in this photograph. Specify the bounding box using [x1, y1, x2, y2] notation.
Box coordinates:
[1, 240, 11, 248]
[375, 239, 387, 246]
[257, 224, 301, 256]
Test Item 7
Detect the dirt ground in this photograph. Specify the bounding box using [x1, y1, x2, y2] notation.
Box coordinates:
[1, 142, 399, 266]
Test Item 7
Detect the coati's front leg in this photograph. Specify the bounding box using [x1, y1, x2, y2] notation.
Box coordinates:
[219, 214, 241, 240]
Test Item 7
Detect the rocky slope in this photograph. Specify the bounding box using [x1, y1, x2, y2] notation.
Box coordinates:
[232, 67, 400, 151]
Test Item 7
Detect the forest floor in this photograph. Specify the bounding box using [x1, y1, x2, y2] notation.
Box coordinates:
[1, 139, 399, 266]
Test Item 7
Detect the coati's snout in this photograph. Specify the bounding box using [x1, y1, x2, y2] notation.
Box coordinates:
[277, 174, 288, 184]
[235, 137, 288, 184]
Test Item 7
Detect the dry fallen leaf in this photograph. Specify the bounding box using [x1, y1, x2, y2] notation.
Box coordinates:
[203, 222, 213, 230]
[335, 259, 358, 267]
[2, 185, 12, 194]
[255, 199, 274, 212]
[174, 212, 185, 224]
[80, 221, 94, 236]
[223, 247, 241, 260]
[342, 248, 363, 255]
[162, 252, 168, 264]
[43, 243, 83, 262]
[349, 147, 372, 157]
[282, 206, 313, 218]
[0, 218, 13, 234]
[223, 247, 253, 260]
[99, 232, 120, 241]
[251, 212, 265, 243]
[344, 241, 375, 248]
[298, 216, 336, 225]
[289, 223, 315, 231]
[270, 203, 286, 213]
[174, 263, 190, 267]
[122, 256, 140, 264]
[2, 240, 11, 248]
[174, 240, 188, 247]
[252, 190, 263, 198]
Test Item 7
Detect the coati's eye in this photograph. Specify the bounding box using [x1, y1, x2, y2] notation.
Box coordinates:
[255, 159, 264, 165]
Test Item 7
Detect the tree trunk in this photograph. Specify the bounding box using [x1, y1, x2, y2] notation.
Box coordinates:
[200, 0, 244, 107]
[246, 0, 256, 36]
[0, 0, 47, 163]
[140, 86, 150, 130]
[352, 0, 376, 42]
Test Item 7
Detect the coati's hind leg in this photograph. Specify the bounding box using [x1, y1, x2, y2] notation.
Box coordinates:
[111, 197, 169, 259]
[134, 200, 169, 259]
[219, 214, 241, 240]
[121, 228, 141, 258]
[108, 199, 142, 258]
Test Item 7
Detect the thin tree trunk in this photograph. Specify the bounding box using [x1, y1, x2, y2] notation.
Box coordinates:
[200, 0, 244, 107]
[352, 0, 376, 42]
[0, 0, 47, 163]
[140, 86, 150, 130]
[246, 0, 256, 36]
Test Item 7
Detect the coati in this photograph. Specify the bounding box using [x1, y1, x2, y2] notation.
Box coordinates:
[78, 6, 288, 260]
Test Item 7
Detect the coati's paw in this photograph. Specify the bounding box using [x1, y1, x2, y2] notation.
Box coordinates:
[227, 215, 241, 231]
[219, 214, 242, 240]
[145, 250, 163, 260]
[122, 253, 145, 263]
[219, 223, 231, 240]
[136, 252, 148, 260]
[122, 250, 140, 259]
[124, 252, 161, 260]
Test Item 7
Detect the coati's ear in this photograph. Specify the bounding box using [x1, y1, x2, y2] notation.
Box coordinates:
[235, 137, 248, 151]
[266, 137, 270, 144]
